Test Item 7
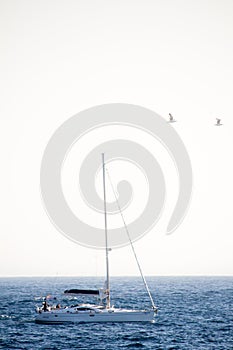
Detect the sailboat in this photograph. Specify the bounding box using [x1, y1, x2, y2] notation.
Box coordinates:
[35, 154, 157, 324]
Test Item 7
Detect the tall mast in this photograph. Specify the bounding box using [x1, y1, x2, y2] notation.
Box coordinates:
[102, 153, 110, 308]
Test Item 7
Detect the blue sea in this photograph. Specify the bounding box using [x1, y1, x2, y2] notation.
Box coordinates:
[0, 277, 232, 349]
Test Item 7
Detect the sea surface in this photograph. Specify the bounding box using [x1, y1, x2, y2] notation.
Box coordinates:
[0, 277, 232, 349]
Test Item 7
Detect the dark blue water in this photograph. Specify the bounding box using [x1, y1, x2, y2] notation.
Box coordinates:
[0, 277, 232, 349]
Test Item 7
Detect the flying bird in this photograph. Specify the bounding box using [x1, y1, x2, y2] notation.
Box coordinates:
[215, 118, 222, 126]
[168, 113, 176, 123]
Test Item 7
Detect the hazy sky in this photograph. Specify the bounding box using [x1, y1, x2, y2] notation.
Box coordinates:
[1, 0, 233, 276]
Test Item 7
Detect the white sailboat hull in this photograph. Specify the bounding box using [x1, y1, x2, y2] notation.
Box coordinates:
[35, 309, 155, 324]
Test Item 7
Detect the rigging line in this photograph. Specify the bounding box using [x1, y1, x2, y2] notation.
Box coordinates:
[106, 169, 157, 311]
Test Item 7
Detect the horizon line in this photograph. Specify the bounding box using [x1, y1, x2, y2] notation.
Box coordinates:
[0, 274, 232, 278]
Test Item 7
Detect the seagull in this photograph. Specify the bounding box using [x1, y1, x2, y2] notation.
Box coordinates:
[168, 113, 176, 123]
[215, 118, 222, 126]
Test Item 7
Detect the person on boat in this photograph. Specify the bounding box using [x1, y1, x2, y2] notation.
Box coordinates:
[43, 300, 48, 312]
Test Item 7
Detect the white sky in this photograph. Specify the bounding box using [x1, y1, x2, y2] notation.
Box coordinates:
[0, 0, 233, 276]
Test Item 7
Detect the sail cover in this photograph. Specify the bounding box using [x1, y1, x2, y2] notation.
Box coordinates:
[64, 289, 100, 295]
